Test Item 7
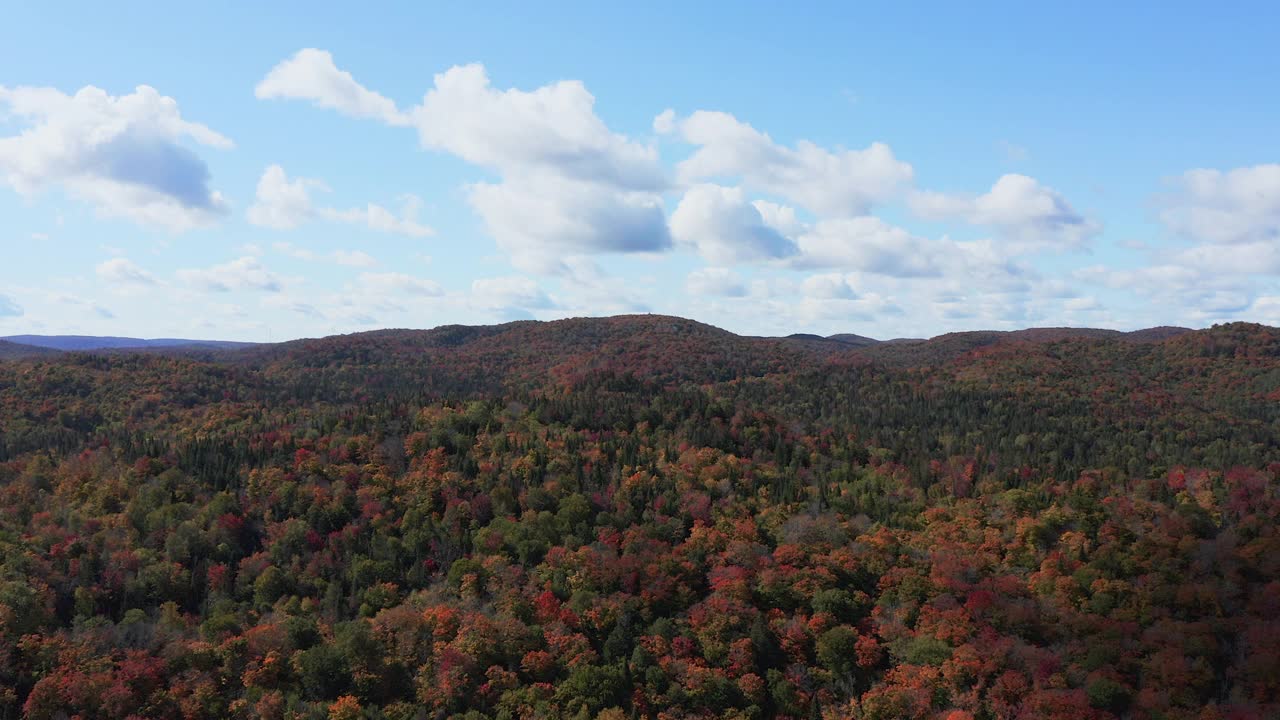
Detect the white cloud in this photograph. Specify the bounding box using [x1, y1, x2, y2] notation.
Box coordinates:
[244, 50, 1278, 334]
[789, 292, 902, 326]
[255, 48, 409, 125]
[1063, 296, 1102, 312]
[753, 199, 806, 237]
[686, 268, 747, 297]
[1170, 241, 1280, 276]
[471, 275, 556, 312]
[1251, 296, 1280, 324]
[0, 84, 231, 231]
[1074, 263, 1186, 290]
[247, 164, 323, 229]
[258, 55, 671, 270]
[410, 64, 669, 267]
[1073, 260, 1260, 324]
[669, 184, 797, 265]
[96, 258, 156, 286]
[318, 197, 433, 238]
[356, 272, 443, 296]
[468, 174, 670, 273]
[793, 217, 942, 277]
[800, 272, 858, 299]
[177, 256, 282, 292]
[247, 164, 433, 237]
[668, 109, 913, 216]
[1065, 164, 1280, 324]
[910, 174, 1099, 249]
[541, 261, 654, 317]
[1159, 164, 1280, 245]
[1197, 289, 1251, 314]
[409, 64, 664, 190]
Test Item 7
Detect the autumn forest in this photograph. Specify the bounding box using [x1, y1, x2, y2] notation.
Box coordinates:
[0, 315, 1277, 720]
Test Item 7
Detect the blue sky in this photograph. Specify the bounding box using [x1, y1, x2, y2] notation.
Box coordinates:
[2, 2, 1278, 341]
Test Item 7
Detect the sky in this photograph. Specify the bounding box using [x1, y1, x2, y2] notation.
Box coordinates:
[1, 3, 1278, 342]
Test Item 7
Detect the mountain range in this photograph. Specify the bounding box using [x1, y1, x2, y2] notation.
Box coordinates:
[0, 334, 258, 352]
[0, 318, 1197, 363]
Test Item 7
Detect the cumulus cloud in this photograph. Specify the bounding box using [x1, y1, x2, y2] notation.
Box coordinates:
[0, 84, 231, 231]
[247, 50, 1275, 333]
[665, 109, 913, 216]
[258, 54, 672, 270]
[685, 268, 747, 297]
[255, 49, 409, 125]
[468, 175, 670, 273]
[1158, 164, 1280, 245]
[413, 65, 671, 268]
[96, 258, 157, 286]
[670, 184, 797, 265]
[910, 174, 1099, 249]
[793, 217, 942, 277]
[410, 64, 665, 190]
[176, 256, 282, 292]
[247, 164, 433, 237]
[246, 164, 322, 229]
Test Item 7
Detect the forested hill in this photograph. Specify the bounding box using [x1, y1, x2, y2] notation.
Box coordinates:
[0, 339, 59, 360]
[0, 316, 1277, 719]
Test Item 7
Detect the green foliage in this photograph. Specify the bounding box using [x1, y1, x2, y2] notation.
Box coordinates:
[816, 625, 859, 677]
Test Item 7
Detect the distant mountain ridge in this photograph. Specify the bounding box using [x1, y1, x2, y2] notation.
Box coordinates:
[1, 334, 258, 352]
[0, 339, 61, 360]
[0, 321, 1204, 365]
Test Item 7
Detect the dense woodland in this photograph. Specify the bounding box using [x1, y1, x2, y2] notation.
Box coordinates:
[0, 315, 1277, 720]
